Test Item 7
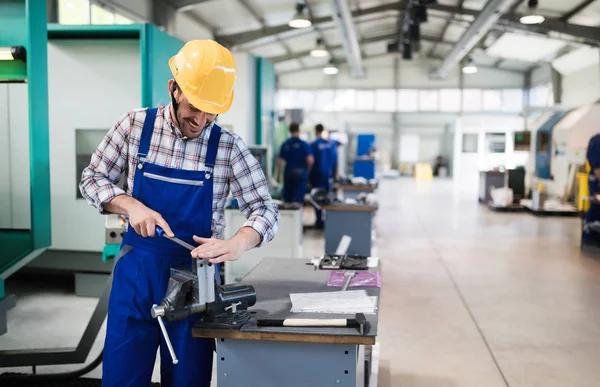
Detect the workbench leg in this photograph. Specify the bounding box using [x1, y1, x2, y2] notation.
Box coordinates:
[216, 339, 363, 386]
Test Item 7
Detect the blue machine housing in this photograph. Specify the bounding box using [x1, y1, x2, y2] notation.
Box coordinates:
[535, 112, 569, 179]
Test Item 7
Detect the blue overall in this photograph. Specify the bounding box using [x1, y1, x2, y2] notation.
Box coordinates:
[279, 137, 311, 203]
[310, 138, 335, 227]
[102, 108, 221, 387]
[584, 134, 600, 241]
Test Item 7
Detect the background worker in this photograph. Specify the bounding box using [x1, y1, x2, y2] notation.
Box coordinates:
[310, 123, 335, 229]
[583, 133, 600, 242]
[276, 122, 313, 203]
[79, 40, 279, 387]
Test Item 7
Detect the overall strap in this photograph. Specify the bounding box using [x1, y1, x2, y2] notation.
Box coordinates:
[138, 107, 158, 158]
[205, 124, 222, 168]
[131, 108, 158, 199]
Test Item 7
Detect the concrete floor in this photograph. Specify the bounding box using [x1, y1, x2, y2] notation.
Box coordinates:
[2, 178, 600, 386]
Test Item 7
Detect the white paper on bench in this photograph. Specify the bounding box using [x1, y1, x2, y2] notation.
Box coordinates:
[289, 290, 378, 314]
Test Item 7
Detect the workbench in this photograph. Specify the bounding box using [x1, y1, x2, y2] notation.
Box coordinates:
[323, 204, 378, 256]
[193, 258, 380, 387]
[223, 204, 303, 283]
[336, 184, 377, 201]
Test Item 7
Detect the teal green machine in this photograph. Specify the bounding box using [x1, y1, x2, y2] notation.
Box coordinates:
[0, 0, 51, 336]
[19, 23, 185, 298]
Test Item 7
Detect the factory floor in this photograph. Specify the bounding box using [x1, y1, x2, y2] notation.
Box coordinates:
[2, 178, 600, 386]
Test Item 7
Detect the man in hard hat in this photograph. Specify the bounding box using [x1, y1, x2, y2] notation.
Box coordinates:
[276, 122, 313, 203]
[310, 123, 335, 228]
[79, 40, 279, 387]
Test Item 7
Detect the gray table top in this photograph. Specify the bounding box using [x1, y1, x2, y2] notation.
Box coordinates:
[193, 258, 380, 345]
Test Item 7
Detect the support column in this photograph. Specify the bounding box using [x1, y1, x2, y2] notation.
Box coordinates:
[391, 57, 401, 170]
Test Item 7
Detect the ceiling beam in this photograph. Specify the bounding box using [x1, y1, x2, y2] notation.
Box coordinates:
[560, 0, 597, 21]
[328, 0, 366, 76]
[168, 0, 216, 12]
[268, 32, 455, 63]
[277, 52, 526, 75]
[236, 0, 303, 68]
[216, 0, 600, 48]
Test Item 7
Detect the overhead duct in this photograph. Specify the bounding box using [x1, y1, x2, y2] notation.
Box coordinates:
[329, 0, 365, 77]
[430, 0, 516, 79]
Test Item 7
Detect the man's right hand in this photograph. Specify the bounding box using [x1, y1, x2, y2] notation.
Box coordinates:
[105, 195, 174, 238]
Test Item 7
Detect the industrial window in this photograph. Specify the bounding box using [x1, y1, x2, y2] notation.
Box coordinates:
[91, 4, 115, 24]
[419, 90, 439, 111]
[333, 89, 356, 111]
[294, 90, 315, 111]
[482, 90, 502, 111]
[462, 89, 482, 112]
[58, 0, 91, 24]
[462, 133, 478, 153]
[486, 133, 506, 153]
[439, 89, 461, 112]
[355, 90, 375, 111]
[276, 89, 295, 110]
[530, 82, 553, 107]
[375, 89, 397, 112]
[397, 89, 418, 112]
[502, 89, 524, 112]
[314, 90, 336, 112]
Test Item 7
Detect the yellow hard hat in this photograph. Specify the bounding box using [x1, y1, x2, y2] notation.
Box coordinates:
[169, 40, 236, 115]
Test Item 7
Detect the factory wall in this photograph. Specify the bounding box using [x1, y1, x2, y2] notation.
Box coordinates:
[561, 63, 600, 107]
[218, 52, 257, 145]
[278, 57, 525, 89]
[47, 39, 141, 251]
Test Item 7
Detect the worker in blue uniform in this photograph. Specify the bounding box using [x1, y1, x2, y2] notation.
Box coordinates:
[583, 133, 600, 242]
[79, 40, 279, 387]
[276, 122, 314, 203]
[310, 124, 335, 228]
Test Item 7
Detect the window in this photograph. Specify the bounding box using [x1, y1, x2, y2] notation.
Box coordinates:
[58, 0, 91, 24]
[91, 4, 115, 24]
[276, 89, 296, 110]
[114, 13, 134, 24]
[355, 90, 375, 111]
[502, 89, 524, 112]
[314, 90, 336, 112]
[485, 133, 506, 153]
[439, 89, 461, 112]
[462, 134, 478, 153]
[397, 89, 418, 112]
[295, 90, 315, 111]
[419, 90, 439, 111]
[483, 90, 502, 111]
[375, 89, 396, 112]
[462, 89, 482, 112]
[530, 82, 553, 107]
[333, 89, 356, 111]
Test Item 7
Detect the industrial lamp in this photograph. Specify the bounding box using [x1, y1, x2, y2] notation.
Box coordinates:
[323, 60, 339, 75]
[520, 0, 545, 24]
[462, 57, 478, 74]
[0, 46, 27, 62]
[310, 38, 328, 57]
[289, 2, 312, 28]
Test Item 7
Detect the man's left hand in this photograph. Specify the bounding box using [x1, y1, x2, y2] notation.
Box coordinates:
[191, 236, 245, 264]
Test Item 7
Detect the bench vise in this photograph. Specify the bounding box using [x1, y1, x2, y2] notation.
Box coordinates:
[150, 227, 256, 364]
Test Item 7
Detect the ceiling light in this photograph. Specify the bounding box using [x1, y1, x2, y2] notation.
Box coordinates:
[462, 58, 478, 74]
[0, 46, 26, 61]
[323, 60, 338, 75]
[289, 2, 312, 28]
[310, 38, 328, 57]
[520, 0, 545, 24]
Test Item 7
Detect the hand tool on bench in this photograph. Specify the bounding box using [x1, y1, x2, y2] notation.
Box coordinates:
[151, 226, 257, 364]
[257, 313, 369, 335]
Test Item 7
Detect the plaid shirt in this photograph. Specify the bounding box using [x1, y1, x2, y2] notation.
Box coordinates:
[79, 105, 279, 246]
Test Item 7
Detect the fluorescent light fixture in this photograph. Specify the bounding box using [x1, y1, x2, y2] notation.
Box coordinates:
[520, 0, 545, 24]
[289, 3, 312, 28]
[462, 65, 478, 74]
[520, 14, 545, 24]
[311, 38, 328, 57]
[0, 46, 26, 61]
[323, 62, 339, 75]
[462, 57, 478, 74]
